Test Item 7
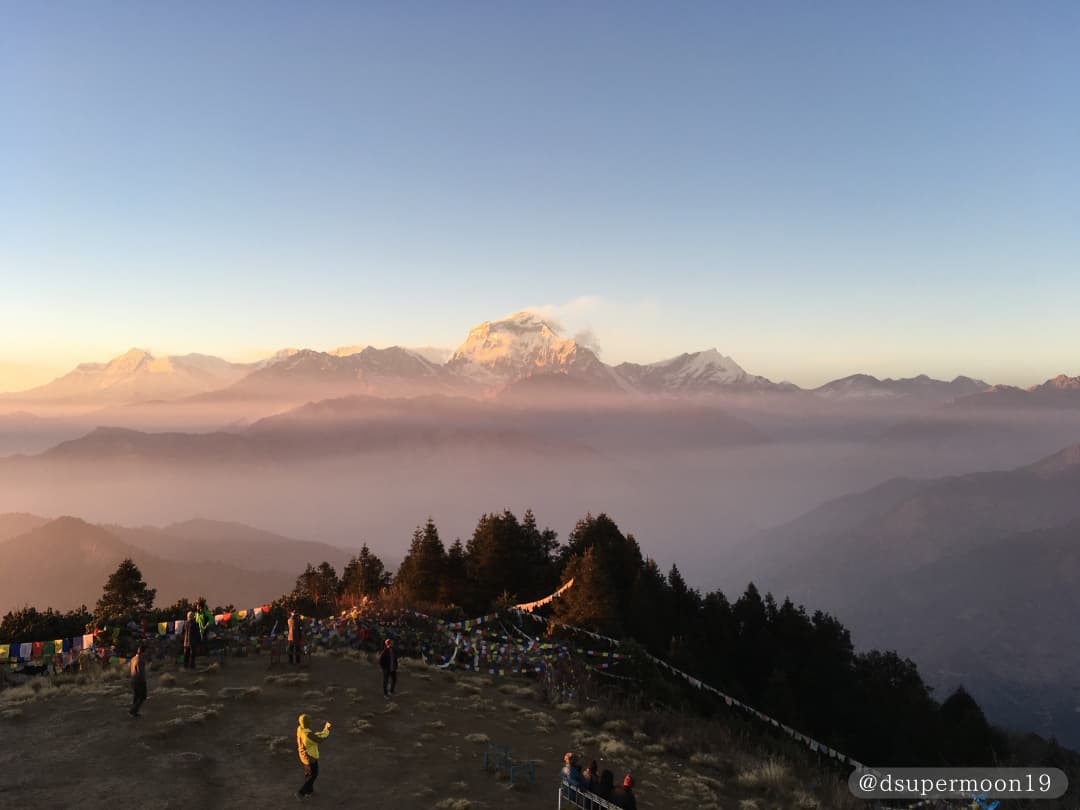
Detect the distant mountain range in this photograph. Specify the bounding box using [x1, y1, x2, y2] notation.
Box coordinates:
[730, 441, 1080, 745]
[10, 310, 1072, 411]
[812, 373, 988, 404]
[0, 515, 351, 614]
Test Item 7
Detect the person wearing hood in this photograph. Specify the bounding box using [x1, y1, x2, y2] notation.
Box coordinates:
[295, 713, 331, 798]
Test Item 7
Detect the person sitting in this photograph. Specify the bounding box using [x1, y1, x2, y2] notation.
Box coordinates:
[582, 759, 599, 790]
[595, 769, 615, 800]
[611, 773, 637, 809]
[560, 751, 584, 787]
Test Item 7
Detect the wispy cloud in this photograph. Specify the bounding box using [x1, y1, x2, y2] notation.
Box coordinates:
[520, 296, 663, 361]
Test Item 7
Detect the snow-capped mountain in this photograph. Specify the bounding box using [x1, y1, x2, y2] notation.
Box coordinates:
[218, 346, 472, 401]
[2, 349, 254, 404]
[3, 311, 1014, 408]
[814, 374, 988, 405]
[331, 344, 453, 365]
[447, 311, 628, 390]
[615, 349, 789, 393]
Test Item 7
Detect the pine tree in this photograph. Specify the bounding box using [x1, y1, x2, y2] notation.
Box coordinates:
[342, 544, 390, 603]
[393, 519, 446, 604]
[440, 538, 469, 606]
[292, 562, 340, 616]
[96, 558, 156, 620]
[553, 547, 619, 635]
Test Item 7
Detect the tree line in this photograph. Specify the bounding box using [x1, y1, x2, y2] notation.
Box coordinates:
[1, 508, 1067, 771]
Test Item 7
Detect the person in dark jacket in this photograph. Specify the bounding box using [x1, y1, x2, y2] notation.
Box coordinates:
[182, 612, 198, 670]
[287, 611, 303, 665]
[611, 773, 637, 809]
[582, 759, 598, 791]
[595, 770, 615, 800]
[129, 645, 147, 717]
[378, 638, 398, 697]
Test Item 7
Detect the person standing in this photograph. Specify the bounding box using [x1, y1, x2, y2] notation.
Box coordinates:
[287, 611, 303, 666]
[611, 773, 637, 809]
[378, 638, 398, 698]
[129, 645, 147, 717]
[195, 598, 214, 656]
[182, 611, 197, 670]
[295, 713, 331, 798]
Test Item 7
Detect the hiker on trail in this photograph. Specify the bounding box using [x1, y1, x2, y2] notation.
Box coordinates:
[611, 773, 637, 810]
[182, 611, 198, 669]
[129, 645, 147, 717]
[287, 611, 303, 666]
[295, 713, 331, 799]
[378, 637, 398, 698]
[560, 752, 584, 787]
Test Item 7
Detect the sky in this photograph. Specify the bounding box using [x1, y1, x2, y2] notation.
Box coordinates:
[1, 1, 1078, 391]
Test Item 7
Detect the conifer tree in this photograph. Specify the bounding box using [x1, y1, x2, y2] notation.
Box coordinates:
[96, 558, 156, 620]
[393, 519, 446, 604]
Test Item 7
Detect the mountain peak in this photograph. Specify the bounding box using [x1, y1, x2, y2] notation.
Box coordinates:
[448, 311, 594, 384]
[104, 348, 154, 375]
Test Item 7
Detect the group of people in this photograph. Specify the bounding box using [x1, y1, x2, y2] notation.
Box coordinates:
[292, 636, 398, 798]
[562, 751, 637, 809]
[181, 598, 216, 670]
[121, 607, 410, 800]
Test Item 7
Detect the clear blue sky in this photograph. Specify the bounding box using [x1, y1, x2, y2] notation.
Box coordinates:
[1, 1, 1077, 389]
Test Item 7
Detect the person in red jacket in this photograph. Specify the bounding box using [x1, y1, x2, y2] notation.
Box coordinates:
[612, 773, 637, 809]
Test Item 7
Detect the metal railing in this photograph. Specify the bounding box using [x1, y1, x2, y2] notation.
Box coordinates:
[556, 783, 623, 810]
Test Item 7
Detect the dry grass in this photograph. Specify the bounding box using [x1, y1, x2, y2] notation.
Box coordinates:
[218, 686, 261, 700]
[690, 751, 722, 769]
[582, 705, 605, 725]
[599, 737, 631, 758]
[736, 757, 792, 792]
[464, 732, 490, 744]
[497, 683, 536, 698]
[433, 799, 475, 810]
[158, 673, 176, 687]
[154, 703, 223, 736]
[524, 710, 556, 729]
[348, 718, 374, 735]
[602, 718, 632, 735]
[264, 673, 309, 687]
[266, 735, 291, 754]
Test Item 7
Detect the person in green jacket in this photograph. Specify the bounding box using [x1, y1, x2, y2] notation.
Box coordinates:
[296, 713, 331, 798]
[194, 598, 214, 655]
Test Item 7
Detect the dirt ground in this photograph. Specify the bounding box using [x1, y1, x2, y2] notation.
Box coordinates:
[1, 652, 618, 810]
[1, 651, 842, 809]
